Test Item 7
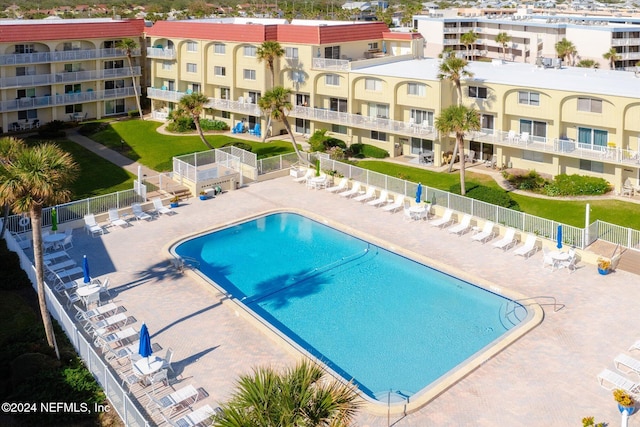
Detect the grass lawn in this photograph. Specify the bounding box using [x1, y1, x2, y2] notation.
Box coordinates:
[26, 136, 135, 200]
[357, 160, 640, 230]
[89, 120, 295, 172]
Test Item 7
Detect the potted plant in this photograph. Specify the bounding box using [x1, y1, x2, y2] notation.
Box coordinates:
[170, 196, 180, 208]
[199, 191, 207, 201]
[597, 257, 611, 275]
[614, 389, 635, 415]
[582, 416, 604, 427]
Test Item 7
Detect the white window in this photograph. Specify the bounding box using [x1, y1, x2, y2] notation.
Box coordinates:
[480, 114, 494, 131]
[368, 42, 379, 50]
[407, 82, 426, 96]
[187, 41, 197, 52]
[522, 150, 544, 162]
[214, 43, 225, 54]
[186, 63, 197, 73]
[579, 159, 604, 173]
[468, 86, 487, 99]
[578, 97, 603, 113]
[332, 124, 347, 134]
[369, 103, 389, 119]
[243, 45, 257, 57]
[365, 78, 382, 91]
[371, 130, 387, 141]
[410, 109, 433, 126]
[243, 69, 256, 80]
[518, 91, 540, 106]
[104, 60, 124, 69]
[325, 74, 340, 86]
[162, 61, 172, 70]
[14, 44, 35, 54]
[214, 66, 226, 77]
[285, 47, 298, 59]
[17, 66, 36, 76]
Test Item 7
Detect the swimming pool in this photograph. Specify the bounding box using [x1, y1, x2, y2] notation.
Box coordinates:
[173, 212, 533, 408]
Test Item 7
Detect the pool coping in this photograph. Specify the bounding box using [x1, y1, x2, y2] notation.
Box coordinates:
[164, 207, 545, 417]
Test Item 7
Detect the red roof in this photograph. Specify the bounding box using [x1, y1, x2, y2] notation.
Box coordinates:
[147, 21, 390, 45]
[0, 19, 145, 43]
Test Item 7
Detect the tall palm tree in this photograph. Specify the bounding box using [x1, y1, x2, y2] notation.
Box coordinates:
[259, 86, 310, 165]
[176, 92, 213, 149]
[257, 41, 285, 141]
[437, 56, 474, 171]
[495, 32, 511, 60]
[116, 38, 144, 120]
[213, 360, 361, 427]
[555, 38, 577, 66]
[603, 47, 621, 70]
[0, 141, 78, 357]
[0, 137, 23, 238]
[435, 105, 480, 196]
[460, 31, 478, 61]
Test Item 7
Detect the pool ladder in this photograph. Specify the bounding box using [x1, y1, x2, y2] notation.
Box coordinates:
[172, 256, 200, 272]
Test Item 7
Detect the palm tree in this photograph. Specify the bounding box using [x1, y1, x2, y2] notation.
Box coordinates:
[0, 141, 78, 357]
[258, 87, 309, 165]
[555, 38, 577, 66]
[495, 32, 511, 61]
[0, 137, 23, 238]
[437, 56, 474, 171]
[116, 38, 144, 120]
[435, 105, 480, 196]
[257, 41, 285, 141]
[576, 59, 598, 68]
[176, 92, 213, 149]
[460, 31, 478, 61]
[603, 47, 621, 70]
[213, 360, 361, 427]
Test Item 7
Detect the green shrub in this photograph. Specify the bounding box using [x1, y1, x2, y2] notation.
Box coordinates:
[127, 109, 140, 118]
[361, 144, 389, 159]
[77, 121, 106, 136]
[544, 174, 611, 196]
[308, 129, 347, 152]
[222, 141, 253, 152]
[36, 120, 67, 139]
[449, 183, 520, 210]
[505, 169, 548, 191]
[200, 119, 229, 131]
[166, 115, 194, 133]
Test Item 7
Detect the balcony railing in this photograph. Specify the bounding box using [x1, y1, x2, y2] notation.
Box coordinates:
[311, 58, 350, 71]
[146, 48, 176, 60]
[0, 67, 141, 89]
[611, 38, 640, 46]
[618, 51, 640, 60]
[0, 86, 139, 112]
[0, 48, 140, 66]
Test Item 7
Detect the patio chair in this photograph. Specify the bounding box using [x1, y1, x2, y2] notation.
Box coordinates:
[63, 290, 81, 309]
[558, 248, 577, 273]
[622, 178, 635, 197]
[597, 369, 640, 395]
[519, 132, 530, 144]
[338, 181, 361, 198]
[84, 214, 105, 237]
[506, 130, 517, 143]
[353, 186, 376, 202]
[382, 194, 405, 213]
[151, 197, 175, 216]
[293, 169, 314, 184]
[464, 150, 475, 163]
[161, 347, 175, 374]
[325, 177, 348, 193]
[108, 208, 130, 228]
[99, 277, 113, 301]
[492, 228, 518, 251]
[430, 208, 455, 229]
[131, 203, 153, 221]
[615, 353, 640, 378]
[513, 233, 539, 258]
[231, 122, 244, 134]
[629, 340, 640, 352]
[448, 214, 473, 236]
[248, 124, 261, 137]
[161, 404, 219, 427]
[60, 234, 73, 250]
[471, 221, 495, 243]
[367, 190, 389, 207]
[150, 369, 169, 394]
[541, 247, 558, 270]
[145, 384, 199, 414]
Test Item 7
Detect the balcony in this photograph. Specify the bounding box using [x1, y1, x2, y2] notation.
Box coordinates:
[0, 67, 141, 89]
[311, 58, 350, 71]
[0, 48, 140, 66]
[611, 38, 640, 46]
[146, 48, 176, 60]
[0, 86, 139, 113]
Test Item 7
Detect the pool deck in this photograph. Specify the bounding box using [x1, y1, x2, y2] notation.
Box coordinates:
[65, 176, 638, 427]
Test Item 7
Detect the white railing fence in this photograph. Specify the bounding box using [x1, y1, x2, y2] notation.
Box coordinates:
[173, 147, 256, 184]
[2, 229, 149, 427]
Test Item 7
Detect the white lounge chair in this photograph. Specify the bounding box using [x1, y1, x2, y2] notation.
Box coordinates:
[293, 169, 313, 184]
[353, 186, 376, 202]
[84, 214, 105, 237]
[325, 177, 348, 193]
[430, 208, 455, 229]
[492, 228, 517, 251]
[108, 208, 130, 228]
[145, 384, 199, 414]
[382, 194, 405, 213]
[132, 203, 153, 221]
[448, 214, 473, 236]
[367, 190, 389, 207]
[471, 221, 495, 243]
[161, 404, 219, 427]
[513, 233, 538, 258]
[615, 353, 640, 378]
[597, 369, 640, 395]
[152, 197, 175, 216]
[338, 182, 361, 198]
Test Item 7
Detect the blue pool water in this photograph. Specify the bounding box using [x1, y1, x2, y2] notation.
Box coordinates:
[174, 212, 525, 400]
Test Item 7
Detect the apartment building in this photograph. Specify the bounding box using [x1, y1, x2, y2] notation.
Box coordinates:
[0, 18, 145, 134]
[415, 10, 640, 70]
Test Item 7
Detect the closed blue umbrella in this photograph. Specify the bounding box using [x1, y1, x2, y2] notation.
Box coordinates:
[415, 183, 422, 203]
[51, 208, 58, 233]
[82, 255, 91, 284]
[556, 225, 563, 249]
[139, 323, 153, 361]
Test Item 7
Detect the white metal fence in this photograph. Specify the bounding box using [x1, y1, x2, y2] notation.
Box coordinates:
[2, 228, 149, 427]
